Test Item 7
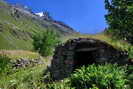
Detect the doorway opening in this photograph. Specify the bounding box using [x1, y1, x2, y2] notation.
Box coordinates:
[73, 42, 97, 69]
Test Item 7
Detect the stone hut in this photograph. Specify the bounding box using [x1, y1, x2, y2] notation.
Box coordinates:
[50, 38, 128, 80]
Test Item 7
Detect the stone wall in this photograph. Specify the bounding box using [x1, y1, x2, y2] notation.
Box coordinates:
[50, 38, 129, 80]
[11, 58, 43, 69]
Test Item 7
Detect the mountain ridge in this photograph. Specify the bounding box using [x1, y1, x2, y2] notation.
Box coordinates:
[0, 1, 77, 50]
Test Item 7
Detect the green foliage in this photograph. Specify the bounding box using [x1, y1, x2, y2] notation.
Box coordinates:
[105, 0, 133, 43]
[33, 29, 60, 56]
[0, 65, 45, 89]
[70, 64, 127, 89]
[45, 80, 71, 89]
[0, 55, 11, 74]
[127, 65, 133, 88]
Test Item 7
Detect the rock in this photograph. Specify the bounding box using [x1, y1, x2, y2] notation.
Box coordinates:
[49, 38, 129, 80]
[11, 58, 44, 69]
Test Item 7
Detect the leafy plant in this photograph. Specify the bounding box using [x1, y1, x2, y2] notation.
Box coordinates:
[70, 64, 127, 89]
[33, 29, 60, 56]
[45, 80, 71, 89]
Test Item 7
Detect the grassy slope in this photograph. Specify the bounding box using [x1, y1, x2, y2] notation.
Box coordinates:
[0, 1, 74, 50]
[0, 1, 45, 50]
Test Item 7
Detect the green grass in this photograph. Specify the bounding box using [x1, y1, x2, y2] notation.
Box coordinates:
[0, 64, 132, 89]
[0, 1, 69, 50]
[0, 50, 40, 60]
[66, 33, 133, 59]
[0, 51, 49, 89]
[0, 64, 71, 89]
[0, 65, 46, 89]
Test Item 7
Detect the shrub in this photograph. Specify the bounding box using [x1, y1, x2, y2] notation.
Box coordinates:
[70, 64, 127, 89]
[33, 29, 60, 56]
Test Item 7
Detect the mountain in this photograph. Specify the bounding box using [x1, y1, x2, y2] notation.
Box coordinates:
[0, 1, 76, 50]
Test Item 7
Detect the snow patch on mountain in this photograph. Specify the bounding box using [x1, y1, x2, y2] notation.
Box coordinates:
[35, 12, 44, 17]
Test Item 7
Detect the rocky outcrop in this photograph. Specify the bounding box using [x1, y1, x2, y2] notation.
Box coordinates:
[50, 38, 129, 80]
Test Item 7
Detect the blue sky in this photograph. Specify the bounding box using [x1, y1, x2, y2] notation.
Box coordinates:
[6, 0, 107, 34]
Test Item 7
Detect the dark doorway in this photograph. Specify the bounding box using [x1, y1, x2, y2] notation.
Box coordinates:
[74, 50, 95, 69]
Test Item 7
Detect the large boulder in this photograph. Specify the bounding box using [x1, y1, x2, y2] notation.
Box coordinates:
[50, 38, 128, 80]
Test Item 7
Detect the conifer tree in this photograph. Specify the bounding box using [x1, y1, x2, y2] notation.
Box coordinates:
[105, 0, 133, 43]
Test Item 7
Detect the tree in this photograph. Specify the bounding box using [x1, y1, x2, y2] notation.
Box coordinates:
[105, 0, 133, 43]
[33, 30, 60, 56]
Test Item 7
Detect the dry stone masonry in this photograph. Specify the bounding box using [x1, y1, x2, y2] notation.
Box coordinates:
[50, 38, 129, 80]
[11, 58, 44, 69]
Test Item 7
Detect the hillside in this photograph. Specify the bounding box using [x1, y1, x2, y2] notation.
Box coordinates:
[0, 1, 76, 50]
[0, 33, 133, 89]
